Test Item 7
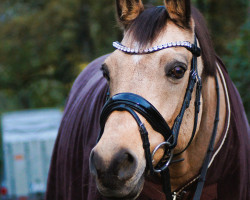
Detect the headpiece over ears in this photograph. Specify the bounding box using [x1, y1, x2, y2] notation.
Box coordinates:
[116, 0, 144, 28]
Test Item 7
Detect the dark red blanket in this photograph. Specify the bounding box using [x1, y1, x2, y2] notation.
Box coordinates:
[46, 55, 249, 200]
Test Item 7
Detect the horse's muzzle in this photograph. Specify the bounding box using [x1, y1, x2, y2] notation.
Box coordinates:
[89, 148, 139, 186]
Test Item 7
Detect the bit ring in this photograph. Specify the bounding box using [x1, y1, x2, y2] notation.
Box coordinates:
[152, 141, 174, 173]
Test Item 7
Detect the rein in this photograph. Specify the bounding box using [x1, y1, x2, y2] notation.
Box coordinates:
[97, 35, 220, 200]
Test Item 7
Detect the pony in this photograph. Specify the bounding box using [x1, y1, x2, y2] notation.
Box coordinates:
[46, 0, 249, 200]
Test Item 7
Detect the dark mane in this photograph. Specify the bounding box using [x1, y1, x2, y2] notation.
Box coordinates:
[127, 6, 169, 47]
[192, 6, 216, 76]
[126, 6, 216, 76]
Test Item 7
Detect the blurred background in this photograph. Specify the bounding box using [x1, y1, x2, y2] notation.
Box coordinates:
[0, 0, 249, 199]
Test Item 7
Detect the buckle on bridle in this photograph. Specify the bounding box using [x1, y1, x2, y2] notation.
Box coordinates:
[152, 141, 174, 173]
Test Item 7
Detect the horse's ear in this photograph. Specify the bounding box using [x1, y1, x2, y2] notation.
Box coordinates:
[164, 0, 191, 27]
[116, 0, 144, 28]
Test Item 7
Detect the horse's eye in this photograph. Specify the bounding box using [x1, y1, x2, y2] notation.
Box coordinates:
[101, 64, 110, 81]
[168, 66, 186, 79]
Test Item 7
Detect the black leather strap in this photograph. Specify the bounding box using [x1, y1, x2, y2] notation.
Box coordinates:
[193, 75, 220, 200]
[174, 36, 202, 155]
[98, 102, 155, 174]
[161, 169, 173, 200]
[99, 93, 172, 141]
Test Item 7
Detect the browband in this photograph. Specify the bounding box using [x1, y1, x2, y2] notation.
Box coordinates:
[113, 41, 201, 56]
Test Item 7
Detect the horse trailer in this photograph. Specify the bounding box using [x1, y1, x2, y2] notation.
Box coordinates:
[0, 109, 62, 200]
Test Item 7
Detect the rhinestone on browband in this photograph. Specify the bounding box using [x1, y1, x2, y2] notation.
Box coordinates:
[113, 41, 194, 54]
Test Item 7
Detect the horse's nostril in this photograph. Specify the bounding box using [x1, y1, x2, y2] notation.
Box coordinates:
[127, 153, 134, 163]
[90, 148, 138, 185]
[115, 151, 137, 181]
[89, 150, 102, 177]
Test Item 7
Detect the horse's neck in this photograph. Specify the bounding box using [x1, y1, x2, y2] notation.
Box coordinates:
[169, 68, 227, 191]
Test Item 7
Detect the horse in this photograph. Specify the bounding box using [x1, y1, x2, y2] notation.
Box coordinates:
[45, 0, 250, 200]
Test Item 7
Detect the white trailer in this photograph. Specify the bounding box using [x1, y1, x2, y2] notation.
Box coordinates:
[0, 109, 62, 199]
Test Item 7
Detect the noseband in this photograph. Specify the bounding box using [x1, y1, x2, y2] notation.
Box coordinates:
[97, 36, 220, 200]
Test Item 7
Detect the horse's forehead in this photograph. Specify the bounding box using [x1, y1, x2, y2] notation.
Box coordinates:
[106, 21, 194, 65]
[123, 21, 194, 47]
[106, 47, 191, 71]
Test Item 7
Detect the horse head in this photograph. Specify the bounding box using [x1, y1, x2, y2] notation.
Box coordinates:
[89, 0, 225, 199]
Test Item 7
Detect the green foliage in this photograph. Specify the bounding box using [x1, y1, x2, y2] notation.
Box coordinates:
[193, 0, 249, 120]
[0, 0, 249, 121]
[223, 20, 250, 119]
[198, 0, 248, 56]
[0, 0, 83, 111]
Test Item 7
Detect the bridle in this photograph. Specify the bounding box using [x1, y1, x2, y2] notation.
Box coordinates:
[97, 35, 220, 200]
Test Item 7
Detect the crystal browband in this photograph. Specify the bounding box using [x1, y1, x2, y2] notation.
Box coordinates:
[113, 41, 201, 56]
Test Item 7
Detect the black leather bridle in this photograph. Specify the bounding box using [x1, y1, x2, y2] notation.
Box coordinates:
[97, 35, 220, 200]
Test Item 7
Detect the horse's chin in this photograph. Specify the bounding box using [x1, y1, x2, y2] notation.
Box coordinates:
[96, 175, 145, 200]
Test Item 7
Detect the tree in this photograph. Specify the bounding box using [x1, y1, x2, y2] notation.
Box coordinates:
[0, 0, 249, 119]
[223, 20, 250, 118]
[193, 0, 249, 119]
[0, 0, 85, 109]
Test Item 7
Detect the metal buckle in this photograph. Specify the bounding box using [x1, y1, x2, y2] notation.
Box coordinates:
[152, 141, 174, 173]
